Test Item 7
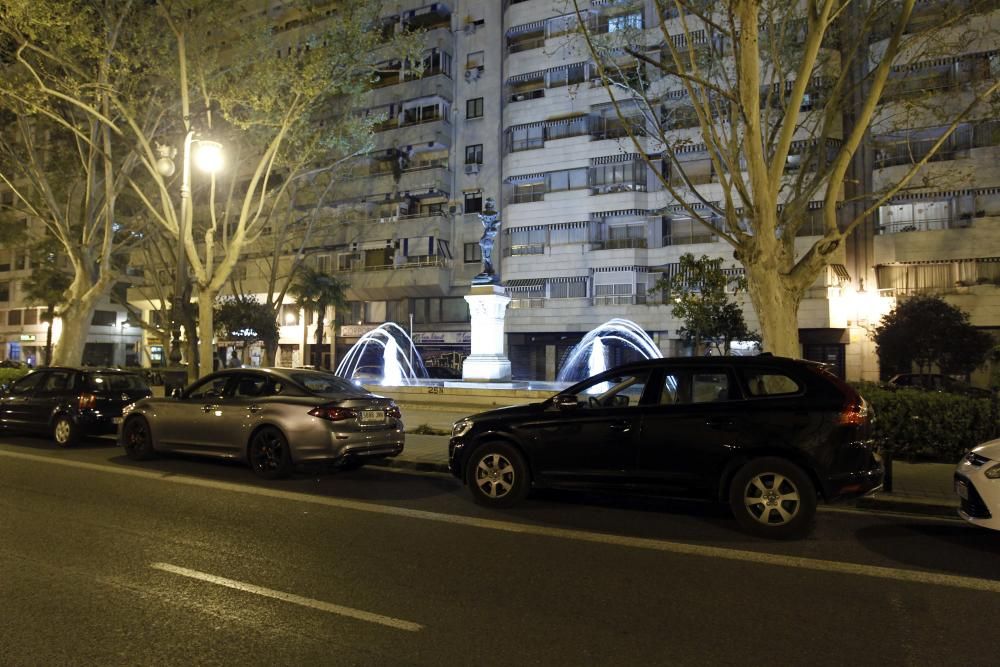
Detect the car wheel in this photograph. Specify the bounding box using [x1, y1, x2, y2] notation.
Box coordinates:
[729, 457, 816, 539]
[248, 427, 293, 479]
[466, 441, 529, 508]
[122, 416, 155, 461]
[52, 415, 79, 448]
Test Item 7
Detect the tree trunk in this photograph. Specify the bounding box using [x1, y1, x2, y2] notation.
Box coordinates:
[197, 288, 218, 379]
[44, 305, 55, 366]
[744, 266, 803, 358]
[314, 310, 325, 368]
[182, 300, 199, 381]
[52, 287, 101, 365]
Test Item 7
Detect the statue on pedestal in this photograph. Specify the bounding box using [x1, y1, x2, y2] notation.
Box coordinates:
[473, 197, 500, 285]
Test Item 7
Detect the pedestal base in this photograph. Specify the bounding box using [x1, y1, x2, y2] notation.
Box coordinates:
[463, 285, 512, 382]
[461, 355, 512, 382]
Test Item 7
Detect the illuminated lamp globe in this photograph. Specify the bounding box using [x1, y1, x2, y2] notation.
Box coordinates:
[194, 140, 224, 173]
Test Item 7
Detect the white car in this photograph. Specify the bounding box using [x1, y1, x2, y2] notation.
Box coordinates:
[955, 438, 1000, 530]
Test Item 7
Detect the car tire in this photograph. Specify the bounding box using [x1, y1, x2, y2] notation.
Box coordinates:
[52, 415, 79, 448]
[729, 457, 817, 539]
[122, 416, 156, 461]
[248, 427, 294, 479]
[465, 441, 529, 508]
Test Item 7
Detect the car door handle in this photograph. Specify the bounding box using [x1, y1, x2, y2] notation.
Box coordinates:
[248, 404, 261, 413]
[609, 421, 632, 433]
[706, 418, 735, 428]
[202, 404, 220, 413]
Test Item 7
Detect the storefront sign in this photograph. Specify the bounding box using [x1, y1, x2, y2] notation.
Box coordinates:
[340, 324, 378, 338]
[412, 331, 472, 345]
[19, 335, 36, 342]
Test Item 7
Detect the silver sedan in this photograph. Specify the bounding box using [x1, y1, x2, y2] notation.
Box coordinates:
[118, 367, 404, 478]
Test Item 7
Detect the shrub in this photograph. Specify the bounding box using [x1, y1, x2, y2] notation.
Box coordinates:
[854, 382, 997, 462]
[0, 368, 31, 386]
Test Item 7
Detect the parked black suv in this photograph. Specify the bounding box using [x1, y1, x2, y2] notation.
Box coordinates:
[449, 356, 882, 538]
[0, 367, 151, 446]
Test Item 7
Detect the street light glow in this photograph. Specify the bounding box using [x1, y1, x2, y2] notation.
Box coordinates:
[194, 140, 224, 173]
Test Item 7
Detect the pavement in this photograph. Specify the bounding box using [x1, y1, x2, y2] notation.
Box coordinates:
[385, 410, 958, 518]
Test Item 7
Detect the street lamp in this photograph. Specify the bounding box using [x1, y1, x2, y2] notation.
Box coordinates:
[156, 131, 223, 365]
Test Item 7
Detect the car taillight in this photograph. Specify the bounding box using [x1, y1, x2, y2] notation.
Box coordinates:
[387, 404, 401, 419]
[839, 395, 869, 426]
[78, 393, 97, 409]
[308, 405, 357, 422]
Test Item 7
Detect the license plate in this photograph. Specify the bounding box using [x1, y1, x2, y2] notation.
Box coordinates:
[360, 409, 385, 423]
[956, 480, 969, 500]
[112, 417, 123, 425]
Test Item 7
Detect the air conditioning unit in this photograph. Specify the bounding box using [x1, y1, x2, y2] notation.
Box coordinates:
[464, 68, 480, 82]
[464, 163, 480, 175]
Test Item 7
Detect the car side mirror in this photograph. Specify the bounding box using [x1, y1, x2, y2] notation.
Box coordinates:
[554, 394, 578, 410]
[170, 387, 183, 399]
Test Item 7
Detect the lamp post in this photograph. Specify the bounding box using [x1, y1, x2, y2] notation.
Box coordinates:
[156, 132, 223, 366]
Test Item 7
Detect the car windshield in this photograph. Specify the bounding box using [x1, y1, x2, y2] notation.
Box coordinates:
[288, 371, 362, 396]
[88, 373, 149, 392]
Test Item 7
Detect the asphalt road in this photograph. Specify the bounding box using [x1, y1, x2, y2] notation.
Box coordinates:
[1, 435, 999, 666]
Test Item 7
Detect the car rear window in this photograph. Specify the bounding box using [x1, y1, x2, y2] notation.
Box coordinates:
[289, 372, 360, 395]
[88, 373, 149, 392]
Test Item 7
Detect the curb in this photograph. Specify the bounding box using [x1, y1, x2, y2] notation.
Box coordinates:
[376, 457, 451, 475]
[851, 495, 959, 519]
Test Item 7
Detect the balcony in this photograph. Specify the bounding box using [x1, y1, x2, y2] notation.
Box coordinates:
[342, 256, 452, 300]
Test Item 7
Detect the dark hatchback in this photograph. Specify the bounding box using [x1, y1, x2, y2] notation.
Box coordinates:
[0, 367, 151, 446]
[449, 355, 882, 538]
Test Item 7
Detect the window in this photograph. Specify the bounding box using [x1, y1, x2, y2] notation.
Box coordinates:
[692, 372, 733, 403]
[9, 372, 44, 396]
[315, 254, 331, 274]
[441, 297, 470, 322]
[465, 144, 483, 164]
[23, 308, 37, 325]
[41, 370, 73, 392]
[570, 370, 651, 406]
[548, 279, 587, 298]
[0, 256, 9, 272]
[15, 254, 27, 271]
[7, 310, 20, 326]
[510, 125, 544, 152]
[186, 375, 231, 400]
[464, 243, 482, 263]
[466, 98, 484, 119]
[511, 181, 545, 204]
[464, 190, 483, 214]
[466, 51, 484, 71]
[279, 304, 300, 326]
[742, 371, 801, 397]
[548, 168, 588, 192]
[658, 373, 682, 404]
[91, 310, 117, 326]
[608, 12, 643, 32]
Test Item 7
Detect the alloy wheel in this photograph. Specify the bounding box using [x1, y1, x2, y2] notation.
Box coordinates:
[743, 472, 801, 526]
[474, 453, 516, 499]
[251, 430, 286, 474]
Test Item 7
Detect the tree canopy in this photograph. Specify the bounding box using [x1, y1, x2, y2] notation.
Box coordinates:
[873, 295, 993, 377]
[653, 253, 758, 355]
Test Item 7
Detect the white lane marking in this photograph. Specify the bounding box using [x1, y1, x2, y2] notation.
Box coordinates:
[3, 448, 997, 594]
[151, 562, 422, 632]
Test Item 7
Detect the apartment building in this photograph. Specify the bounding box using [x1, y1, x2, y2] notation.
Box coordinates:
[8, 0, 997, 380]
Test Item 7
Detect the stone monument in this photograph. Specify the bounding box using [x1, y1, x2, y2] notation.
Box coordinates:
[463, 198, 512, 381]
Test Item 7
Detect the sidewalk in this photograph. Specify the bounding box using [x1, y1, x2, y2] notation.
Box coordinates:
[379, 433, 960, 518]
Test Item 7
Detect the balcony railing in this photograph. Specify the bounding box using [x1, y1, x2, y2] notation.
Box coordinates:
[509, 297, 545, 309]
[593, 237, 648, 250]
[594, 294, 647, 306]
[347, 256, 449, 272]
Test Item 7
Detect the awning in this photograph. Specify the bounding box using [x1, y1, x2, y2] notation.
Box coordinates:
[506, 70, 546, 83]
[506, 20, 545, 36]
[591, 152, 643, 165]
[506, 172, 546, 183]
[591, 209, 650, 220]
[548, 276, 588, 283]
[830, 264, 851, 282]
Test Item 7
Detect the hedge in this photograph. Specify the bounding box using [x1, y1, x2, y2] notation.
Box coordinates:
[854, 382, 999, 462]
[0, 368, 31, 386]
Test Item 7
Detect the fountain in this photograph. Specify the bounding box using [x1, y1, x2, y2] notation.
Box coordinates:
[335, 323, 428, 386]
[556, 318, 663, 383]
